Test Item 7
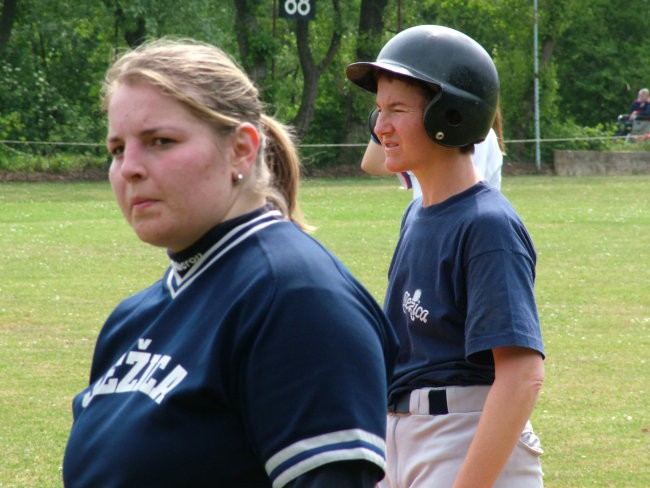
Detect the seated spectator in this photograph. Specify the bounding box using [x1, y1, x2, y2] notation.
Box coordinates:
[629, 88, 650, 121]
[627, 88, 650, 140]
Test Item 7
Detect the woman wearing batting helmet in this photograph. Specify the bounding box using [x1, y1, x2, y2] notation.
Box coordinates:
[347, 25, 545, 488]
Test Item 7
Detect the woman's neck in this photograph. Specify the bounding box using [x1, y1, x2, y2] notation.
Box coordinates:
[413, 152, 480, 206]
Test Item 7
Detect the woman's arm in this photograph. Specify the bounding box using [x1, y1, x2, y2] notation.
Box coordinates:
[360, 140, 392, 176]
[452, 346, 544, 488]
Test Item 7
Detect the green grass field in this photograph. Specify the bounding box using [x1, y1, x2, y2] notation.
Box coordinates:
[1, 175, 648, 487]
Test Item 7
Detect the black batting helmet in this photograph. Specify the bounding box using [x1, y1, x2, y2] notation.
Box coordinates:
[346, 25, 499, 147]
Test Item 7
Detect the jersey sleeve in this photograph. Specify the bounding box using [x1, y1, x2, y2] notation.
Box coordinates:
[286, 460, 383, 488]
[236, 249, 395, 488]
[463, 208, 544, 364]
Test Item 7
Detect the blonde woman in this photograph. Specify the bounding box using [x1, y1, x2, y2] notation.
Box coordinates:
[63, 38, 398, 488]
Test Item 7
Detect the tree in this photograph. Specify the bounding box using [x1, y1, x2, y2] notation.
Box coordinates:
[233, 0, 274, 84]
[1, 0, 648, 167]
[342, 0, 389, 145]
[551, 0, 649, 127]
[356, 0, 389, 62]
[291, 0, 342, 137]
[0, 0, 17, 56]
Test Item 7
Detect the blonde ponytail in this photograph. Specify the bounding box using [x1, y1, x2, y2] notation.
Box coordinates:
[260, 114, 309, 229]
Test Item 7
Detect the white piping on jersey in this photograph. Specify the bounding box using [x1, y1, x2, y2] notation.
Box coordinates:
[265, 428, 387, 488]
[174, 209, 283, 283]
[165, 209, 284, 299]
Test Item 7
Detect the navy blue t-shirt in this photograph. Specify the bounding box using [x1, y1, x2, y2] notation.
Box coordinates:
[63, 207, 398, 488]
[384, 183, 544, 402]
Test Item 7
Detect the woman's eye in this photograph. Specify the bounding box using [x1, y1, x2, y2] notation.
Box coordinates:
[152, 137, 173, 146]
[109, 145, 124, 157]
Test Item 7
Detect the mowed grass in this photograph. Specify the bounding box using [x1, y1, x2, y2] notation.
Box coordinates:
[0, 175, 648, 487]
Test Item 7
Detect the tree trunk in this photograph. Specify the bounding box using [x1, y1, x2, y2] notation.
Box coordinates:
[291, 0, 342, 138]
[233, 0, 267, 83]
[0, 0, 17, 57]
[342, 0, 389, 150]
[124, 17, 146, 47]
[356, 0, 389, 61]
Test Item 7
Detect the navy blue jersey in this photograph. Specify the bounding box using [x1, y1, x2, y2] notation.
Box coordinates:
[63, 207, 398, 488]
[384, 183, 544, 402]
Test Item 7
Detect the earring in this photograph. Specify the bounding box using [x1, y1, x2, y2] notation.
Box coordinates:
[232, 172, 244, 185]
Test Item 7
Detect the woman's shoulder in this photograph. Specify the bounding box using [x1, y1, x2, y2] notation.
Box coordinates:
[258, 221, 350, 280]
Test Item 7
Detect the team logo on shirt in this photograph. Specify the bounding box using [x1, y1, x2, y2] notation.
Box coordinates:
[81, 338, 187, 407]
[402, 289, 429, 324]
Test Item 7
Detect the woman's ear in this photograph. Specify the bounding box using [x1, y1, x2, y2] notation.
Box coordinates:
[232, 123, 260, 174]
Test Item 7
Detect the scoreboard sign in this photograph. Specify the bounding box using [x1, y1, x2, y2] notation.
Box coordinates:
[279, 0, 316, 20]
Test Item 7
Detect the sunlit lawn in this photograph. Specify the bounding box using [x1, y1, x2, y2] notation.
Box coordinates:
[1, 175, 648, 487]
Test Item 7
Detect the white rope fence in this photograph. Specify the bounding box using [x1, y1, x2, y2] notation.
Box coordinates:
[0, 134, 635, 149]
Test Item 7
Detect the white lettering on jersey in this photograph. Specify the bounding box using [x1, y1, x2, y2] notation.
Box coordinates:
[172, 252, 204, 272]
[402, 289, 430, 324]
[136, 354, 167, 395]
[149, 365, 187, 404]
[81, 338, 187, 407]
[115, 351, 152, 393]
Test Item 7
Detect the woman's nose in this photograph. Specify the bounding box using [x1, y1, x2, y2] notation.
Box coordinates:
[119, 145, 147, 180]
[374, 111, 391, 139]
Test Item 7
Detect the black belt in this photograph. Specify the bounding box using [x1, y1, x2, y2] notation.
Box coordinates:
[388, 389, 449, 415]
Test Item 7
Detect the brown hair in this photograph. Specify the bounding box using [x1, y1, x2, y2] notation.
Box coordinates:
[102, 38, 306, 227]
[492, 103, 506, 155]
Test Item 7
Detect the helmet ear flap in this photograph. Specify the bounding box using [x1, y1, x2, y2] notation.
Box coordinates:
[423, 88, 494, 147]
[368, 107, 380, 143]
[422, 90, 448, 144]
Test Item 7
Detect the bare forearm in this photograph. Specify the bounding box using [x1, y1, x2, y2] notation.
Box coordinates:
[453, 348, 544, 488]
[360, 141, 392, 176]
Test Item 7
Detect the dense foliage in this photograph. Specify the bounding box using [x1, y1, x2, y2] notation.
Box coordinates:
[0, 0, 647, 170]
